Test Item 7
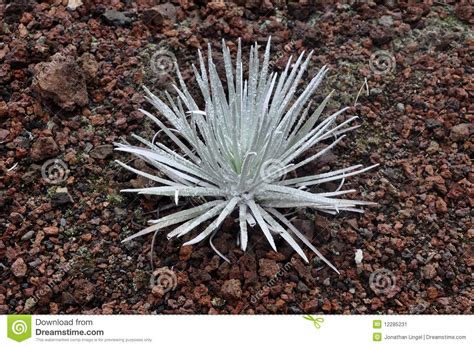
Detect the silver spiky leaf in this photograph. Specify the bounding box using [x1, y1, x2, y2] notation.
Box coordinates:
[115, 38, 377, 273]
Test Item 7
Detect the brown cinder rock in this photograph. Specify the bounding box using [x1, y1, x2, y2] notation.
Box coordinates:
[77, 52, 99, 83]
[12, 258, 27, 278]
[221, 279, 242, 301]
[258, 258, 280, 278]
[32, 49, 88, 111]
[450, 123, 471, 142]
[30, 136, 59, 162]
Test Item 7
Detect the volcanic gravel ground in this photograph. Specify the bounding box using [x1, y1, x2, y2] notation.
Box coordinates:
[0, 0, 472, 314]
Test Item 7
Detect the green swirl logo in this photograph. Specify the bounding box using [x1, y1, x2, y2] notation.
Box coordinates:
[7, 315, 32, 342]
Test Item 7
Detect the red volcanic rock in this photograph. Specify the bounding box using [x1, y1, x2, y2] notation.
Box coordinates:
[32, 50, 88, 111]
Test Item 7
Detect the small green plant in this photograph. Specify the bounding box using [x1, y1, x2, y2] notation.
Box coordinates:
[116, 38, 377, 272]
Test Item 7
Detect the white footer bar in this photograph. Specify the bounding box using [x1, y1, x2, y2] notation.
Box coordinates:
[1, 315, 471, 346]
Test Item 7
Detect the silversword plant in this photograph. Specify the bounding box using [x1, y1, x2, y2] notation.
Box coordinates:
[116, 38, 377, 273]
